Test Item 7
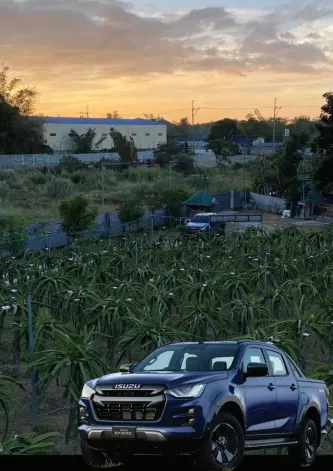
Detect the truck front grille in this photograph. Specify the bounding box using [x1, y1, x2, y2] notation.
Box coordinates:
[93, 401, 164, 421]
[92, 384, 165, 422]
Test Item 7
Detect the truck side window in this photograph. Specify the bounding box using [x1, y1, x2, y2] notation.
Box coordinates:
[266, 350, 287, 376]
[242, 347, 266, 369]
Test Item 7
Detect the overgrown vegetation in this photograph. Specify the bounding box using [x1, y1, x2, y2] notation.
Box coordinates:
[0, 165, 246, 224]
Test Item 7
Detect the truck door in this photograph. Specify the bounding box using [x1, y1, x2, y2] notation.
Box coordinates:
[265, 349, 299, 433]
[241, 347, 277, 435]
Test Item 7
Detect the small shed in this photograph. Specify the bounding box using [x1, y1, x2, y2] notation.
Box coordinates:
[182, 192, 214, 217]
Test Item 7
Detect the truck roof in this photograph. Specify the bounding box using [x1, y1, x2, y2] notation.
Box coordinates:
[165, 340, 281, 349]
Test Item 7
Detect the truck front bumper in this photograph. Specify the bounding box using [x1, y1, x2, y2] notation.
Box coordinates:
[79, 424, 203, 454]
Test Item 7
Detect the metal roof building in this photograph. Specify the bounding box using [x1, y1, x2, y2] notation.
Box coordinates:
[32, 116, 167, 152]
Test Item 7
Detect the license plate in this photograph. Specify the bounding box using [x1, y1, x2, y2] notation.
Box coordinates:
[111, 427, 136, 439]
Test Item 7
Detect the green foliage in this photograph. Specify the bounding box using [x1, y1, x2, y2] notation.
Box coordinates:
[208, 119, 239, 141]
[0, 95, 47, 154]
[0, 215, 28, 255]
[0, 65, 37, 116]
[0, 432, 60, 455]
[160, 187, 190, 217]
[312, 92, 333, 195]
[117, 201, 145, 223]
[68, 128, 106, 154]
[0, 374, 25, 441]
[58, 195, 97, 234]
[154, 140, 183, 167]
[206, 139, 239, 163]
[110, 127, 137, 163]
[58, 155, 86, 172]
[0, 181, 9, 200]
[45, 177, 74, 199]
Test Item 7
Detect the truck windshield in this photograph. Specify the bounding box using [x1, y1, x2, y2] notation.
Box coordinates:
[132, 343, 239, 373]
[191, 215, 210, 223]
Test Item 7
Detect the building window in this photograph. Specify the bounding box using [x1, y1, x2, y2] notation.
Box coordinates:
[50, 133, 56, 136]
[145, 133, 150, 136]
[158, 133, 163, 136]
[132, 133, 137, 136]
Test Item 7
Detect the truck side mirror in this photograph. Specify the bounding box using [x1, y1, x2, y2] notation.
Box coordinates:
[119, 363, 134, 373]
[244, 362, 268, 377]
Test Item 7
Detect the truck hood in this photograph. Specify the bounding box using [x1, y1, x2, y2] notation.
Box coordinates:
[187, 222, 209, 229]
[91, 371, 228, 389]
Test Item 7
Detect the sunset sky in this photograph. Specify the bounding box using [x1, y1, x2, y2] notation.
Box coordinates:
[1, 0, 333, 122]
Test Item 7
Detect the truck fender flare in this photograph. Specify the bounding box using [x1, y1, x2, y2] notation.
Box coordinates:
[298, 402, 321, 426]
[204, 394, 246, 437]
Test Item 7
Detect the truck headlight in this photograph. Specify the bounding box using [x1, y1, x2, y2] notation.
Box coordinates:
[167, 384, 205, 398]
[81, 383, 95, 398]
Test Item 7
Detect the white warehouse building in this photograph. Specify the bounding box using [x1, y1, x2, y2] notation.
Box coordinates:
[33, 117, 167, 152]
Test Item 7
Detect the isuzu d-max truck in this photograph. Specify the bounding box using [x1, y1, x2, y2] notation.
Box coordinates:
[78, 340, 329, 469]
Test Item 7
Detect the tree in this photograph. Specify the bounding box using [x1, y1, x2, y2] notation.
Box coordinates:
[110, 128, 137, 164]
[208, 118, 239, 141]
[154, 140, 183, 167]
[276, 133, 308, 216]
[106, 111, 120, 118]
[117, 201, 144, 224]
[59, 195, 97, 234]
[178, 117, 190, 140]
[68, 128, 106, 153]
[0, 95, 48, 154]
[312, 92, 333, 195]
[143, 113, 163, 122]
[206, 139, 238, 164]
[0, 65, 37, 115]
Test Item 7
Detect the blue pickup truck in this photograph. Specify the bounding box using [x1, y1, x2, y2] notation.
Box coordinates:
[78, 340, 329, 469]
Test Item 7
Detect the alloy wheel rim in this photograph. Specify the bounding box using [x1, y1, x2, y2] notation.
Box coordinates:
[211, 422, 239, 465]
[304, 425, 316, 462]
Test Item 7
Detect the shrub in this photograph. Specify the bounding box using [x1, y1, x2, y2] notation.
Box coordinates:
[70, 172, 86, 184]
[59, 195, 97, 234]
[30, 173, 47, 185]
[160, 187, 190, 218]
[0, 215, 27, 255]
[117, 201, 145, 223]
[57, 155, 86, 173]
[0, 181, 9, 200]
[45, 177, 74, 198]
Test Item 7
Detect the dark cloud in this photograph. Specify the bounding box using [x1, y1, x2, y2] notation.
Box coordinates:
[0, 0, 331, 81]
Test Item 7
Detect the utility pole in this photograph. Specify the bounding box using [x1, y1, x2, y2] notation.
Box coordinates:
[191, 100, 200, 153]
[80, 105, 89, 118]
[272, 98, 282, 152]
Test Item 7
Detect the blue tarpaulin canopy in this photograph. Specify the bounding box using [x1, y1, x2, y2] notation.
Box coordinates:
[181, 192, 213, 207]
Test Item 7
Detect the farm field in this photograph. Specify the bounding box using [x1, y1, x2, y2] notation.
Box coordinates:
[0, 164, 247, 224]
[1, 226, 333, 456]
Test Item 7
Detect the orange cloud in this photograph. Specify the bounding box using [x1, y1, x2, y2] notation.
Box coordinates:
[0, 0, 332, 121]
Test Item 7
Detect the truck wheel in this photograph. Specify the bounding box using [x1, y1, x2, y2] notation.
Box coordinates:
[194, 411, 245, 471]
[81, 439, 110, 468]
[288, 418, 318, 467]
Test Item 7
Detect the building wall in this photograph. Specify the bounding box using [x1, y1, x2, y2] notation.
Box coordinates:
[42, 121, 167, 151]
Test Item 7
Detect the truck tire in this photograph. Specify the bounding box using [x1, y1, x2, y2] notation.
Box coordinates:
[194, 411, 245, 471]
[81, 439, 110, 468]
[288, 418, 319, 467]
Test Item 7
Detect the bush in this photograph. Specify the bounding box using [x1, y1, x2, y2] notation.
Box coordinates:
[0, 181, 9, 200]
[160, 187, 190, 218]
[30, 173, 47, 185]
[117, 201, 145, 223]
[57, 155, 86, 173]
[59, 195, 97, 234]
[70, 172, 86, 184]
[0, 215, 28, 255]
[45, 177, 74, 198]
